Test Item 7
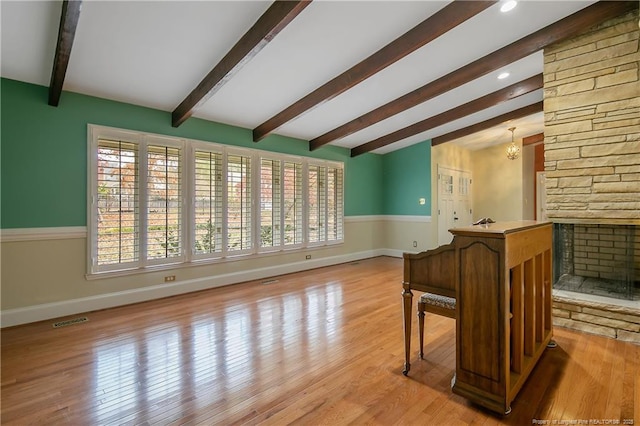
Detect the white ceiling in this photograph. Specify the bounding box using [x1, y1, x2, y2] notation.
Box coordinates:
[1, 0, 598, 154]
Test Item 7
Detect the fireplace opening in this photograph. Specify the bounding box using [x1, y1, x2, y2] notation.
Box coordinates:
[553, 223, 639, 301]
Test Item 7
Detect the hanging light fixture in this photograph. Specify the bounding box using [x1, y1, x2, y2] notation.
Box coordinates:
[506, 127, 520, 160]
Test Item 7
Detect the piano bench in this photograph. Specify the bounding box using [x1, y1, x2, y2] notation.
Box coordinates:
[417, 292, 456, 359]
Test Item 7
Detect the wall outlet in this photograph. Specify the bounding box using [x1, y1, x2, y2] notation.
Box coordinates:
[164, 275, 176, 282]
[305, 255, 311, 260]
[413, 241, 418, 248]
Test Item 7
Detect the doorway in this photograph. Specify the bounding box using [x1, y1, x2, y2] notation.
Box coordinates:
[438, 165, 473, 245]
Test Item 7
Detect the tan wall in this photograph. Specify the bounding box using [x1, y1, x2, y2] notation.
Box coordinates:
[543, 11, 640, 223]
[383, 218, 432, 253]
[471, 143, 524, 222]
[0, 217, 435, 326]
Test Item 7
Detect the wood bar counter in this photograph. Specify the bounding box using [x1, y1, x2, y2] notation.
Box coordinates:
[450, 220, 553, 415]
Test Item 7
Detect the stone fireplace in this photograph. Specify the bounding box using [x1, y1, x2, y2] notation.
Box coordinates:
[543, 10, 639, 343]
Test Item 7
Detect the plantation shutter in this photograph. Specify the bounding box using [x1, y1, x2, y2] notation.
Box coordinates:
[194, 150, 223, 256]
[327, 166, 344, 241]
[283, 161, 303, 246]
[227, 153, 252, 252]
[90, 125, 344, 276]
[146, 145, 182, 261]
[308, 165, 327, 244]
[260, 158, 281, 248]
[96, 139, 139, 268]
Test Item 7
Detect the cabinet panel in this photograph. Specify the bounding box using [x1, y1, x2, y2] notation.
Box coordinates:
[451, 221, 553, 415]
[459, 242, 501, 382]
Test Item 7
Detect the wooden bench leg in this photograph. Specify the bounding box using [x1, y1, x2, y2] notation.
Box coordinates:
[417, 301, 425, 359]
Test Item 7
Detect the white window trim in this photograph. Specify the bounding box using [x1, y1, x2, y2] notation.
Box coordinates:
[143, 136, 186, 267]
[87, 125, 344, 277]
[258, 154, 306, 253]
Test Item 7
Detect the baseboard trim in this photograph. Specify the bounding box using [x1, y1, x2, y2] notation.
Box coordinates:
[379, 248, 405, 258]
[1, 249, 388, 328]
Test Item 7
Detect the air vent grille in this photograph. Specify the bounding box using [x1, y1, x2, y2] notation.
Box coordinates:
[53, 317, 89, 328]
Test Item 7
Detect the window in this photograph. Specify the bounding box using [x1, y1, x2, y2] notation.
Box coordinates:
[259, 158, 303, 251]
[260, 158, 281, 249]
[226, 153, 252, 253]
[308, 165, 325, 244]
[308, 164, 344, 245]
[146, 144, 182, 263]
[88, 125, 344, 275]
[90, 129, 184, 273]
[95, 139, 139, 269]
[326, 166, 344, 242]
[193, 149, 223, 257]
[283, 161, 303, 246]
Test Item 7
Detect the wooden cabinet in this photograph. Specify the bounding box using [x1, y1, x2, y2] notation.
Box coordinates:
[450, 221, 553, 415]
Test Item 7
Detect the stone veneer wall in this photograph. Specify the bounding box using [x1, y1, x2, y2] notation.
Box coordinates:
[544, 10, 640, 344]
[553, 296, 639, 344]
[543, 11, 640, 223]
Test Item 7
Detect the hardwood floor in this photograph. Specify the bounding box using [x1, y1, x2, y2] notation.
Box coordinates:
[1, 256, 638, 425]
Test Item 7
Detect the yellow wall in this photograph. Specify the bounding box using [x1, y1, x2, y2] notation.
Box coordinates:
[472, 143, 524, 222]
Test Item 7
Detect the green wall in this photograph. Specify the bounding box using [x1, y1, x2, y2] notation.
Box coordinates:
[1, 78, 430, 228]
[382, 141, 431, 216]
[1, 78, 389, 228]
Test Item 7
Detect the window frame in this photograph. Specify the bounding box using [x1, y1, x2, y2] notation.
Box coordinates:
[144, 136, 186, 267]
[88, 125, 344, 277]
[89, 127, 142, 273]
[306, 162, 345, 247]
[258, 154, 306, 253]
[190, 142, 224, 261]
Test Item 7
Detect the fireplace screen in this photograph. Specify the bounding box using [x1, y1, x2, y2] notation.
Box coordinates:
[553, 223, 639, 301]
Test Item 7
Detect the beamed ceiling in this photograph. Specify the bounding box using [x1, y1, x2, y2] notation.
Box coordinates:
[2, 1, 637, 156]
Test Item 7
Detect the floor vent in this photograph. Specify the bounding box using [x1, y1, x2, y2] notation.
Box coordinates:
[53, 317, 89, 328]
[262, 279, 279, 285]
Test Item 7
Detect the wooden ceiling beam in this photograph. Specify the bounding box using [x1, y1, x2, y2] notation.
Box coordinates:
[172, 0, 311, 128]
[48, 0, 82, 107]
[350, 74, 542, 157]
[250, 1, 497, 143]
[431, 102, 543, 147]
[315, 1, 637, 150]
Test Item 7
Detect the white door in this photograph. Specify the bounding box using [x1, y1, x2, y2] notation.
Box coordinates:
[536, 172, 547, 221]
[438, 166, 473, 246]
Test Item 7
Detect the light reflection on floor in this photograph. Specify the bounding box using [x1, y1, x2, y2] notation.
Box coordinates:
[91, 282, 343, 424]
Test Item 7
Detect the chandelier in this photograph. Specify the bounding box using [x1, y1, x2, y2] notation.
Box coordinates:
[506, 127, 520, 160]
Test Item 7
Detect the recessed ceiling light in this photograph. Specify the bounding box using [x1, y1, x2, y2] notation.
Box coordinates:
[500, 0, 517, 13]
[498, 72, 510, 80]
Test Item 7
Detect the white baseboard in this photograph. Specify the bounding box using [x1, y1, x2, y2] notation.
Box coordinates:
[1, 249, 389, 328]
[379, 248, 404, 258]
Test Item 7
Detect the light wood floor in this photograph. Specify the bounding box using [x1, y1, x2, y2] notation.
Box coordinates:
[2, 256, 638, 425]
